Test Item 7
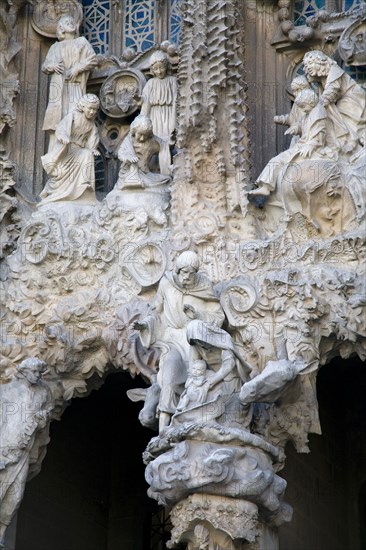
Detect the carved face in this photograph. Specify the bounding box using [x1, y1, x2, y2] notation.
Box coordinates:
[83, 104, 98, 120]
[132, 129, 151, 144]
[151, 61, 167, 79]
[188, 361, 207, 378]
[22, 367, 42, 385]
[177, 266, 197, 287]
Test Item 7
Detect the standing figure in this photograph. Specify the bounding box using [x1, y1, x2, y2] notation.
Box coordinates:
[0, 359, 53, 547]
[133, 251, 225, 433]
[40, 94, 100, 205]
[140, 51, 178, 175]
[42, 15, 97, 149]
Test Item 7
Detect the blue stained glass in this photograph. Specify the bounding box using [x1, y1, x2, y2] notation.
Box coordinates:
[343, 0, 361, 9]
[124, 0, 155, 52]
[169, 0, 182, 44]
[294, 0, 326, 26]
[81, 0, 110, 55]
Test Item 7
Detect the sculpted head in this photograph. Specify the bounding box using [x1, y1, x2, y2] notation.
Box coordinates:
[188, 360, 207, 378]
[175, 251, 200, 287]
[15, 358, 47, 385]
[295, 89, 318, 113]
[56, 15, 79, 40]
[150, 50, 169, 79]
[130, 115, 154, 142]
[290, 75, 310, 96]
[303, 50, 336, 78]
[76, 94, 100, 119]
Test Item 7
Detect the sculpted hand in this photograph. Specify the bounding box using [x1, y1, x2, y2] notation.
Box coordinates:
[58, 135, 70, 145]
[132, 320, 148, 331]
[65, 67, 80, 82]
[92, 150, 101, 157]
[183, 304, 197, 320]
[319, 96, 329, 107]
[50, 62, 64, 74]
[299, 144, 313, 158]
[285, 126, 298, 136]
[274, 115, 284, 124]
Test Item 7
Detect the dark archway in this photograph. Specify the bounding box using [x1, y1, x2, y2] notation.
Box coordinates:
[15, 372, 166, 550]
[279, 355, 366, 550]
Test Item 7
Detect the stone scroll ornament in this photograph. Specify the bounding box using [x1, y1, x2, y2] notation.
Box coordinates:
[249, 51, 366, 240]
[41, 14, 97, 150]
[39, 94, 100, 205]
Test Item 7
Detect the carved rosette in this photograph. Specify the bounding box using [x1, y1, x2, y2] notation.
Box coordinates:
[31, 0, 83, 37]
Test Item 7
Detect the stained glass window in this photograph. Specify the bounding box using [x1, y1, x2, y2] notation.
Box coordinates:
[169, 0, 182, 44]
[124, 0, 156, 52]
[343, 0, 362, 10]
[344, 65, 366, 84]
[294, 0, 326, 26]
[81, 0, 111, 55]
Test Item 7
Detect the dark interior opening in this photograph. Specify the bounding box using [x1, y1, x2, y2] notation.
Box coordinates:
[279, 355, 366, 550]
[15, 372, 169, 550]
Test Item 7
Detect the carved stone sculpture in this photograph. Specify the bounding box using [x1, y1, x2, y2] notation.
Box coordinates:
[133, 250, 227, 432]
[303, 50, 365, 147]
[140, 50, 178, 175]
[116, 115, 171, 190]
[100, 68, 146, 118]
[338, 15, 366, 66]
[0, 358, 53, 547]
[39, 94, 100, 205]
[42, 15, 97, 149]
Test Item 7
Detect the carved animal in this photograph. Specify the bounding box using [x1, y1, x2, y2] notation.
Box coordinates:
[127, 381, 161, 430]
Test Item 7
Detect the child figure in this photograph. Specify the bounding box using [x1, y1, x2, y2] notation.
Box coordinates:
[250, 89, 328, 198]
[176, 360, 210, 412]
[140, 51, 178, 175]
[116, 115, 171, 190]
[274, 75, 312, 146]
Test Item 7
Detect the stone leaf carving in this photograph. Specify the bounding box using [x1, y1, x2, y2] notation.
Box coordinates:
[168, 495, 260, 548]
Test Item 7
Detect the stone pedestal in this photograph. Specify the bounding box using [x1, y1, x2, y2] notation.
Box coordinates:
[168, 494, 279, 550]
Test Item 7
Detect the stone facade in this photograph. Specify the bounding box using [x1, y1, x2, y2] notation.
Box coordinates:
[0, 1, 365, 549]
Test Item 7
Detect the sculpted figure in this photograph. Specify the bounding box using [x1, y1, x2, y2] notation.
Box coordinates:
[274, 75, 311, 146]
[133, 251, 226, 432]
[42, 15, 97, 149]
[116, 115, 171, 190]
[250, 89, 329, 198]
[140, 51, 178, 175]
[303, 50, 366, 149]
[40, 94, 100, 205]
[0, 359, 53, 547]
